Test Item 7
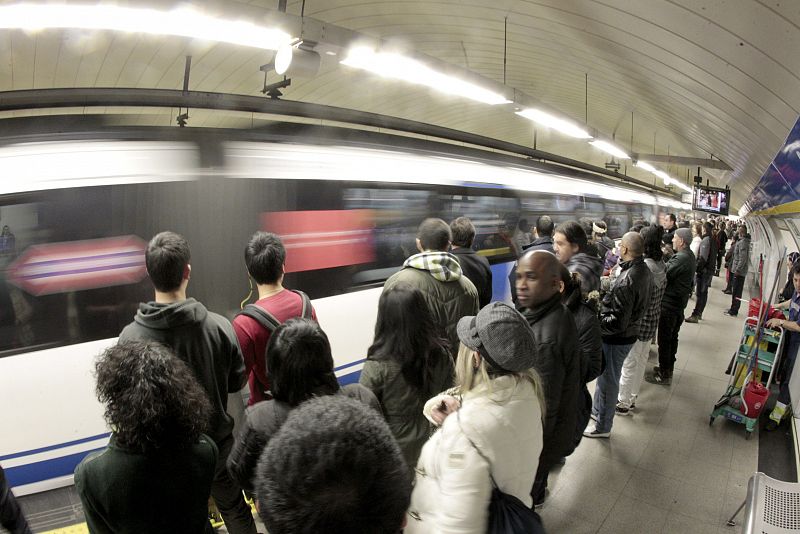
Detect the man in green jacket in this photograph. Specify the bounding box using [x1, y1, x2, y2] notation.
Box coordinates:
[648, 228, 696, 385]
[383, 218, 479, 356]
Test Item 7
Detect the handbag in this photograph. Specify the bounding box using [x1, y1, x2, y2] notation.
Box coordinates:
[457, 412, 546, 534]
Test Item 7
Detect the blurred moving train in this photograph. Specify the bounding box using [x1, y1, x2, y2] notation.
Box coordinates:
[0, 123, 690, 494]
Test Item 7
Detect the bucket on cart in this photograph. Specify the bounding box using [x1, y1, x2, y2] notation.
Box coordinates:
[748, 298, 783, 321]
[740, 381, 770, 418]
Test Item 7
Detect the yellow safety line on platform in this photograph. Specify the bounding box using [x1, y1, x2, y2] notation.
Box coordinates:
[751, 200, 800, 216]
[39, 524, 88, 534]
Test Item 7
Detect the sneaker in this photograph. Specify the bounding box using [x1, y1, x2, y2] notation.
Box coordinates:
[765, 419, 780, 432]
[685, 315, 700, 323]
[583, 428, 611, 438]
[646, 369, 672, 385]
[722, 289, 732, 295]
[615, 405, 632, 416]
[723, 309, 738, 317]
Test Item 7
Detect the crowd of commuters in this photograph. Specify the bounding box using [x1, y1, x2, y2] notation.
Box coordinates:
[0, 212, 754, 534]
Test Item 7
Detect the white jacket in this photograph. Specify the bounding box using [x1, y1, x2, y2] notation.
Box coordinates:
[405, 375, 543, 534]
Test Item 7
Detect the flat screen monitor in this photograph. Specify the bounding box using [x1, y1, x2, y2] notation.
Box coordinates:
[692, 186, 730, 216]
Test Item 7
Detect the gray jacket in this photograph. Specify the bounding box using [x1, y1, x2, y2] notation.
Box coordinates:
[732, 236, 751, 276]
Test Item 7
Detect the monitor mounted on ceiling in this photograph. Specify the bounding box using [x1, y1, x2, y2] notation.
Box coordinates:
[692, 185, 730, 216]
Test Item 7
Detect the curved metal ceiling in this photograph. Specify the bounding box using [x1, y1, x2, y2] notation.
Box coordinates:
[1, 0, 798, 209]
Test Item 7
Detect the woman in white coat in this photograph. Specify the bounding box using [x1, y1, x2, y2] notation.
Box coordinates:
[406, 302, 546, 534]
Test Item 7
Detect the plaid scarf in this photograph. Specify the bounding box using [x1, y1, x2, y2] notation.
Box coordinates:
[403, 251, 463, 282]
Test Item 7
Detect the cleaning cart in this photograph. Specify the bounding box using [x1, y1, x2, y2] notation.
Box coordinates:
[709, 315, 784, 439]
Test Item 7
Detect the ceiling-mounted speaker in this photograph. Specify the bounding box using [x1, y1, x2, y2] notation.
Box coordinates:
[275, 45, 321, 77]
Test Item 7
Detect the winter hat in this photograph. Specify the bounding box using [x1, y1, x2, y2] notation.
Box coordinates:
[456, 302, 536, 372]
[675, 228, 692, 246]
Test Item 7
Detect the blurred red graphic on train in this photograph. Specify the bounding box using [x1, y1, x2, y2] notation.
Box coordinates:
[7, 236, 147, 296]
[261, 210, 375, 273]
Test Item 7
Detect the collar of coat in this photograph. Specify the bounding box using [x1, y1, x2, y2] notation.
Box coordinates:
[520, 292, 563, 323]
[403, 251, 463, 282]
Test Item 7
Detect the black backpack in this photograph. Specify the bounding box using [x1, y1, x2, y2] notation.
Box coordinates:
[236, 290, 313, 396]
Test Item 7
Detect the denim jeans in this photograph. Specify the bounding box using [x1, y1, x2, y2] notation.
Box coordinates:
[592, 341, 635, 433]
[692, 272, 712, 317]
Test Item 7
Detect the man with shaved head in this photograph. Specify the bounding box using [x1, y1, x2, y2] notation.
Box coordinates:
[584, 232, 653, 438]
[516, 250, 580, 506]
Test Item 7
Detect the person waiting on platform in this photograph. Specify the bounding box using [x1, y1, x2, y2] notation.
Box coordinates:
[74, 341, 217, 534]
[228, 319, 379, 493]
[233, 231, 317, 407]
[405, 302, 545, 533]
[383, 218, 478, 358]
[449, 217, 493, 308]
[1, 465, 32, 534]
[686, 222, 718, 323]
[553, 221, 603, 297]
[648, 228, 696, 385]
[516, 250, 579, 505]
[585, 232, 652, 438]
[593, 220, 615, 261]
[359, 284, 453, 469]
[617, 225, 667, 415]
[724, 226, 751, 317]
[779, 252, 800, 302]
[715, 220, 729, 276]
[765, 263, 800, 431]
[118, 232, 255, 534]
[508, 214, 555, 303]
[254, 396, 412, 534]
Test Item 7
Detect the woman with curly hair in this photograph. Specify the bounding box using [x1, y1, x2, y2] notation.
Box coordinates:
[74, 341, 217, 534]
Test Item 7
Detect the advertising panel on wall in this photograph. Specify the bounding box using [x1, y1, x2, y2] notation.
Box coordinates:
[742, 115, 800, 216]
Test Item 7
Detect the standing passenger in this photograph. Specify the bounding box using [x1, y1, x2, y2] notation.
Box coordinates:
[647, 228, 696, 385]
[553, 221, 603, 297]
[449, 217, 493, 308]
[508, 215, 555, 303]
[383, 218, 479, 357]
[360, 284, 453, 468]
[686, 222, 717, 323]
[724, 226, 751, 317]
[715, 221, 728, 276]
[232, 232, 316, 406]
[118, 232, 256, 534]
[405, 302, 545, 533]
[228, 319, 378, 492]
[0, 466, 32, 534]
[593, 221, 615, 261]
[74, 342, 217, 534]
[617, 226, 667, 414]
[585, 232, 652, 438]
[516, 250, 580, 505]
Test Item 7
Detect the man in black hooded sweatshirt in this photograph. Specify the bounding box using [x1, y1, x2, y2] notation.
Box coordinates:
[118, 231, 257, 534]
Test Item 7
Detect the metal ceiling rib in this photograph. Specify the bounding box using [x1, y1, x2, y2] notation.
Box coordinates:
[0, 0, 798, 209]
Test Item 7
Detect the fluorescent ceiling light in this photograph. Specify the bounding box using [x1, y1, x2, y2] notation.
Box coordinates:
[341, 47, 511, 105]
[653, 170, 671, 182]
[515, 109, 592, 139]
[0, 4, 293, 50]
[589, 140, 629, 159]
[635, 161, 657, 173]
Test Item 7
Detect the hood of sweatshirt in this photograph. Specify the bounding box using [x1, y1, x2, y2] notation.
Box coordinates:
[567, 252, 603, 280]
[133, 298, 208, 330]
[403, 251, 463, 282]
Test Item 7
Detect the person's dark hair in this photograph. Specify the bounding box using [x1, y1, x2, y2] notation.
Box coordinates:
[703, 222, 714, 237]
[536, 215, 554, 237]
[518, 218, 530, 232]
[678, 220, 691, 229]
[558, 262, 582, 309]
[640, 225, 664, 261]
[267, 319, 339, 407]
[793, 263, 800, 277]
[245, 231, 286, 285]
[417, 218, 451, 251]
[668, 213, 677, 223]
[145, 231, 190, 292]
[368, 284, 450, 395]
[630, 224, 645, 234]
[555, 221, 589, 253]
[95, 341, 211, 452]
[255, 395, 412, 534]
[593, 220, 607, 234]
[450, 217, 476, 248]
[577, 217, 594, 240]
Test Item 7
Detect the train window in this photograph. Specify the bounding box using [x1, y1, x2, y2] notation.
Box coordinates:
[440, 193, 519, 259]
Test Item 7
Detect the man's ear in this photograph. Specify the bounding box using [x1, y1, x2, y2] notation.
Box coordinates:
[416, 238, 424, 253]
[183, 264, 191, 280]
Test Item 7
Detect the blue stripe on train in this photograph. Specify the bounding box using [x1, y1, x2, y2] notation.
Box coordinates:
[3, 368, 364, 488]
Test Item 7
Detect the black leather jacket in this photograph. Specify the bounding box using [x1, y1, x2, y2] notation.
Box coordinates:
[600, 256, 653, 344]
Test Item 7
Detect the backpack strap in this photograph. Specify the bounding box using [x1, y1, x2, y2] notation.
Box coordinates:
[292, 290, 313, 320]
[237, 304, 281, 333]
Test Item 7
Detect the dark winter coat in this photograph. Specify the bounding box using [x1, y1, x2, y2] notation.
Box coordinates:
[450, 247, 493, 308]
[0, 466, 31, 534]
[227, 384, 379, 492]
[661, 248, 697, 313]
[521, 294, 580, 467]
[118, 299, 246, 444]
[566, 252, 603, 297]
[600, 256, 653, 345]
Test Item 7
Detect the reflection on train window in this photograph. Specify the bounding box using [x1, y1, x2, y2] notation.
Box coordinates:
[441, 194, 519, 258]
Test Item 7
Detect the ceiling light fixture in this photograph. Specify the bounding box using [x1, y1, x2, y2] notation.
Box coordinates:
[341, 47, 511, 105]
[0, 4, 293, 50]
[275, 44, 321, 77]
[589, 140, 629, 159]
[635, 161, 657, 173]
[515, 109, 592, 139]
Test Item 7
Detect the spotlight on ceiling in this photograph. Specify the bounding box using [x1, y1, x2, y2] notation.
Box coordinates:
[275, 44, 322, 77]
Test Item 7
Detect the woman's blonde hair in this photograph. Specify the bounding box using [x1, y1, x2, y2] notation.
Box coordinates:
[454, 343, 546, 420]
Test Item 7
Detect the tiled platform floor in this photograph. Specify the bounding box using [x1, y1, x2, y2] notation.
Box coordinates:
[542, 274, 759, 534]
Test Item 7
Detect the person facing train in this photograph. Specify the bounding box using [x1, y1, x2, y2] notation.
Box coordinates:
[383, 218, 479, 358]
[449, 217, 493, 308]
[232, 231, 317, 406]
[117, 231, 256, 534]
[553, 221, 602, 297]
